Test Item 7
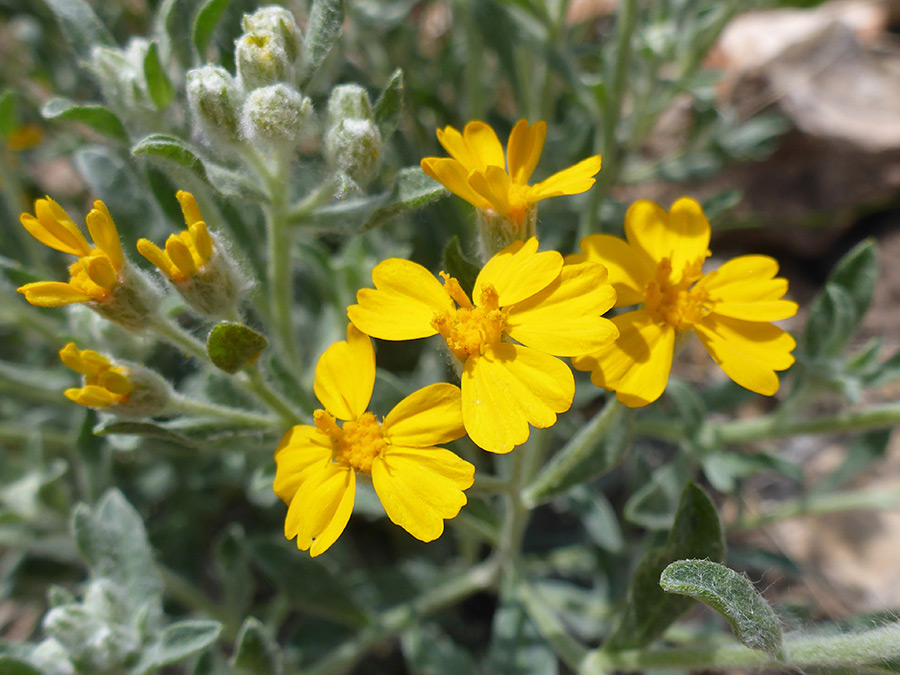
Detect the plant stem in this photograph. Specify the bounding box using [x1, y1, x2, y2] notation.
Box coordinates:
[305, 560, 499, 675]
[580, 622, 900, 672]
[168, 394, 278, 428]
[241, 364, 304, 425]
[148, 315, 210, 362]
[522, 398, 620, 507]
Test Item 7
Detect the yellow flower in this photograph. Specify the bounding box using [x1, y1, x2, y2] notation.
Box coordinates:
[420, 119, 602, 229]
[274, 324, 474, 557]
[571, 198, 799, 407]
[136, 191, 214, 284]
[348, 238, 619, 454]
[17, 197, 125, 307]
[59, 342, 134, 408]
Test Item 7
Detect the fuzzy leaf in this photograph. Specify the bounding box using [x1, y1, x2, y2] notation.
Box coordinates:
[605, 482, 725, 651]
[193, 0, 232, 55]
[374, 68, 404, 140]
[803, 283, 858, 358]
[660, 559, 783, 656]
[138, 620, 223, 670]
[402, 624, 477, 675]
[132, 134, 207, 180]
[0, 657, 44, 675]
[143, 42, 174, 110]
[44, 0, 115, 61]
[485, 597, 557, 675]
[42, 97, 129, 142]
[231, 617, 282, 675]
[829, 239, 877, 325]
[361, 167, 448, 230]
[207, 322, 269, 374]
[303, 0, 344, 80]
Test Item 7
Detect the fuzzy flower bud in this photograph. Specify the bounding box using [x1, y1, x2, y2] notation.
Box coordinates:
[186, 65, 243, 143]
[326, 83, 374, 122]
[235, 31, 293, 90]
[324, 85, 382, 187]
[241, 83, 312, 146]
[241, 6, 302, 64]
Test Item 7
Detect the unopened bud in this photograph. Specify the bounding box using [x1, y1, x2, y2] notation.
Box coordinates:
[235, 31, 293, 90]
[241, 6, 302, 64]
[88, 265, 161, 331]
[186, 65, 243, 143]
[241, 84, 312, 146]
[326, 84, 374, 124]
[324, 118, 382, 187]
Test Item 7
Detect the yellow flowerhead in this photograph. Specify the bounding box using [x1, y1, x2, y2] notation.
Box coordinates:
[348, 238, 619, 454]
[59, 342, 134, 408]
[274, 324, 474, 557]
[17, 198, 159, 328]
[421, 119, 602, 239]
[136, 191, 240, 318]
[571, 198, 799, 407]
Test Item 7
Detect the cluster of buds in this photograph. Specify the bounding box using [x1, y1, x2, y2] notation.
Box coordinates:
[323, 84, 383, 191]
[187, 6, 312, 152]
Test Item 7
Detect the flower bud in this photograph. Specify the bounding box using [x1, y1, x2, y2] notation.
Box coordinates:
[235, 31, 293, 90]
[326, 83, 374, 123]
[241, 83, 312, 146]
[241, 6, 302, 64]
[186, 65, 243, 143]
[324, 118, 382, 188]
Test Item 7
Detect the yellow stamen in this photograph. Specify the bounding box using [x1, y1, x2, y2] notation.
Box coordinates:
[432, 276, 506, 361]
[643, 257, 713, 331]
[314, 410, 386, 474]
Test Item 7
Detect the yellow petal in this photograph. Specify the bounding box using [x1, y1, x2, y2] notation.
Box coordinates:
[20, 204, 92, 257]
[695, 314, 796, 396]
[273, 426, 334, 503]
[165, 235, 197, 278]
[86, 204, 124, 269]
[583, 310, 675, 408]
[65, 385, 119, 407]
[467, 165, 511, 215]
[190, 221, 214, 263]
[527, 155, 602, 202]
[578, 234, 654, 307]
[348, 258, 453, 340]
[462, 343, 573, 453]
[698, 255, 798, 321]
[506, 119, 546, 185]
[624, 198, 710, 277]
[98, 369, 133, 396]
[421, 157, 492, 210]
[435, 125, 480, 169]
[59, 343, 87, 374]
[17, 281, 92, 307]
[284, 462, 354, 556]
[474, 238, 562, 308]
[136, 238, 183, 282]
[383, 383, 465, 448]
[505, 261, 618, 356]
[84, 255, 118, 291]
[372, 446, 473, 542]
[461, 120, 505, 169]
[314, 324, 375, 420]
[177, 190, 203, 226]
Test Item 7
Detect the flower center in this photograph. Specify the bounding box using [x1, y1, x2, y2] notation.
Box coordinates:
[643, 257, 712, 331]
[431, 273, 507, 361]
[314, 410, 386, 474]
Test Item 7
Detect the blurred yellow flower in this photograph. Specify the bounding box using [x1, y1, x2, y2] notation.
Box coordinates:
[136, 191, 214, 283]
[421, 119, 602, 229]
[17, 198, 125, 307]
[59, 342, 134, 408]
[274, 325, 474, 557]
[348, 238, 618, 453]
[6, 124, 43, 151]
[571, 198, 798, 407]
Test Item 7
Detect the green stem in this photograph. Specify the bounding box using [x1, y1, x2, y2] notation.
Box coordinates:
[522, 398, 620, 507]
[305, 560, 499, 675]
[148, 315, 210, 362]
[241, 364, 304, 426]
[497, 446, 530, 567]
[168, 394, 278, 428]
[581, 623, 900, 672]
[732, 486, 900, 533]
[265, 193, 298, 368]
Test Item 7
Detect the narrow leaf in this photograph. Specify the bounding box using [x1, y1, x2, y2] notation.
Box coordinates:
[140, 619, 223, 668]
[44, 0, 115, 61]
[143, 42, 174, 110]
[193, 0, 232, 55]
[803, 283, 858, 358]
[231, 617, 282, 674]
[132, 134, 207, 180]
[42, 97, 129, 142]
[207, 322, 269, 374]
[402, 624, 477, 675]
[373, 68, 404, 140]
[660, 559, 783, 656]
[361, 167, 448, 230]
[829, 239, 877, 325]
[0, 89, 18, 137]
[303, 0, 345, 80]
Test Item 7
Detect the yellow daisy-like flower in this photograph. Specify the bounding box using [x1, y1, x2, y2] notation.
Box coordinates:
[421, 119, 602, 231]
[59, 342, 134, 408]
[136, 191, 214, 283]
[17, 197, 125, 307]
[348, 238, 619, 454]
[571, 198, 799, 408]
[274, 324, 474, 557]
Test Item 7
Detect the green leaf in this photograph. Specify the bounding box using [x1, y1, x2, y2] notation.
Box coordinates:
[303, 0, 345, 80]
[485, 597, 558, 675]
[568, 486, 624, 553]
[71, 489, 162, 608]
[623, 455, 692, 530]
[402, 624, 477, 675]
[442, 236, 480, 298]
[132, 133, 207, 180]
[701, 190, 742, 221]
[193, 0, 232, 55]
[829, 239, 877, 325]
[139, 619, 223, 669]
[93, 419, 200, 447]
[660, 559, 783, 656]
[143, 42, 174, 110]
[361, 167, 448, 230]
[206, 322, 269, 374]
[666, 378, 707, 437]
[44, 0, 115, 61]
[605, 482, 725, 651]
[803, 283, 859, 358]
[41, 97, 129, 142]
[702, 451, 803, 493]
[0, 90, 18, 137]
[373, 68, 404, 140]
[231, 617, 282, 675]
[0, 657, 44, 675]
